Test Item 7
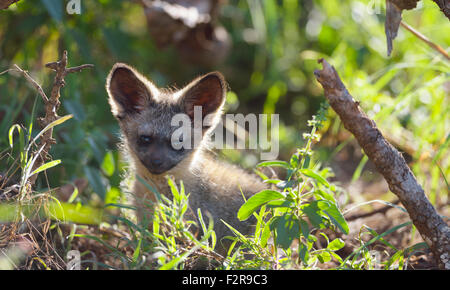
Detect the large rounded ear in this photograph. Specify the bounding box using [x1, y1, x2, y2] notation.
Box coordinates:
[181, 72, 227, 120]
[106, 63, 154, 118]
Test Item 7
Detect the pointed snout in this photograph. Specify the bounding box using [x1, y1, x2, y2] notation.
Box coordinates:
[138, 143, 177, 175]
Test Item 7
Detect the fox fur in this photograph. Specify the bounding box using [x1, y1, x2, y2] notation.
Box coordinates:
[106, 63, 267, 253]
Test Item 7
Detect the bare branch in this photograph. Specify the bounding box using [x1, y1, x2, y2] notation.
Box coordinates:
[314, 59, 450, 269]
[10, 65, 49, 103]
[28, 50, 93, 185]
[400, 21, 450, 61]
[65, 64, 95, 74]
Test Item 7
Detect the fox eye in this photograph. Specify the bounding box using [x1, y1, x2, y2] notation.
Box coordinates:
[139, 135, 152, 144]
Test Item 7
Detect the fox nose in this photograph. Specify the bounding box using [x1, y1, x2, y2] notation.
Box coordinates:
[151, 158, 163, 167]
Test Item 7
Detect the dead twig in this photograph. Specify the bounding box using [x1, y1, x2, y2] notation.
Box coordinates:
[11, 65, 49, 103]
[11, 50, 93, 186]
[346, 200, 401, 221]
[314, 59, 450, 269]
[400, 21, 450, 61]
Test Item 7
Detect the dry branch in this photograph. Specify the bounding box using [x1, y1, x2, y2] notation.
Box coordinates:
[314, 59, 450, 269]
[400, 21, 450, 61]
[16, 51, 93, 185]
[12, 65, 49, 103]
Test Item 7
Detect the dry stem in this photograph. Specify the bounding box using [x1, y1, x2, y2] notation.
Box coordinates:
[11, 51, 93, 186]
[400, 21, 450, 61]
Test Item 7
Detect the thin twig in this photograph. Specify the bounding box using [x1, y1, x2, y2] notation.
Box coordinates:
[15, 50, 94, 186]
[346, 200, 401, 221]
[10, 65, 49, 102]
[65, 64, 95, 74]
[401, 21, 450, 61]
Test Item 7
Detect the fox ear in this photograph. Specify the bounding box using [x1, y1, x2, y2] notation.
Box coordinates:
[182, 72, 226, 119]
[106, 63, 153, 118]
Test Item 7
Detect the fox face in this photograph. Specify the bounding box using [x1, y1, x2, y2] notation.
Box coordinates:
[106, 63, 226, 175]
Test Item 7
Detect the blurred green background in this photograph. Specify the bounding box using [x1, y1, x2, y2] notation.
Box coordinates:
[0, 0, 448, 208]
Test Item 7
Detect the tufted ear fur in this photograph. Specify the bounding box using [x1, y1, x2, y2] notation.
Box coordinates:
[180, 72, 227, 120]
[106, 63, 154, 119]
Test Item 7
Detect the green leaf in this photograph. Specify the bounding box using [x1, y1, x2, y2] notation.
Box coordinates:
[167, 177, 180, 204]
[67, 185, 79, 204]
[263, 179, 283, 185]
[300, 169, 330, 188]
[322, 201, 349, 234]
[275, 213, 300, 249]
[299, 218, 310, 239]
[256, 160, 290, 168]
[343, 221, 413, 265]
[260, 222, 271, 248]
[221, 219, 248, 242]
[302, 155, 311, 169]
[237, 190, 285, 221]
[318, 251, 331, 263]
[302, 202, 323, 229]
[30, 159, 61, 176]
[132, 238, 142, 264]
[266, 199, 294, 209]
[365, 226, 397, 251]
[253, 169, 269, 181]
[197, 208, 208, 238]
[327, 238, 345, 251]
[289, 153, 299, 168]
[275, 179, 297, 190]
[330, 251, 344, 264]
[47, 202, 103, 225]
[159, 246, 199, 270]
[28, 115, 73, 151]
[315, 189, 336, 204]
[8, 124, 22, 148]
[298, 242, 309, 265]
[8, 124, 25, 167]
[105, 187, 121, 205]
[101, 151, 115, 177]
[28, 96, 38, 142]
[351, 155, 368, 182]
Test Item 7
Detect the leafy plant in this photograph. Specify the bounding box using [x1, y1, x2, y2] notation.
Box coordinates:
[76, 176, 219, 270]
[221, 103, 348, 269]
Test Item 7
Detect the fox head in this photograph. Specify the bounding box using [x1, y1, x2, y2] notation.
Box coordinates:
[106, 63, 226, 175]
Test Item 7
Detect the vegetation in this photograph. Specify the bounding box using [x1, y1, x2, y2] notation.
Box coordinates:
[0, 0, 448, 269]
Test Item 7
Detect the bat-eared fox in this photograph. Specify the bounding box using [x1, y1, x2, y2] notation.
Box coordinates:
[106, 63, 267, 254]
